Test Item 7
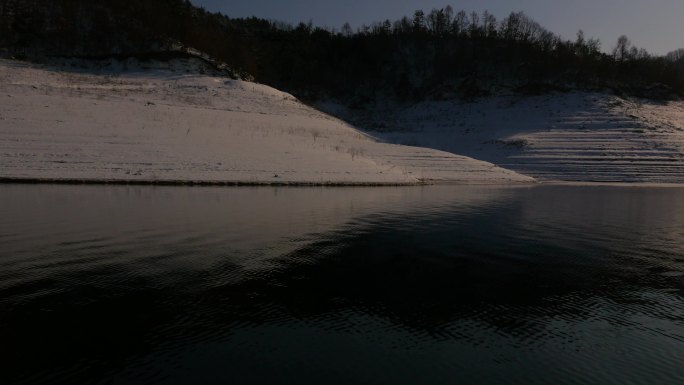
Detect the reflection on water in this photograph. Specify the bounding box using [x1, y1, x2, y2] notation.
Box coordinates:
[0, 185, 682, 385]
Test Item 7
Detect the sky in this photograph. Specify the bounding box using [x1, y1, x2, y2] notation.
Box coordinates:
[194, 0, 683, 55]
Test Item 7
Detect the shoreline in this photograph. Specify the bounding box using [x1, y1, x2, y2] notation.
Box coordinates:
[536, 180, 684, 188]
[0, 177, 421, 187]
[0, 177, 534, 187]
[0, 176, 537, 187]
[2, 177, 683, 188]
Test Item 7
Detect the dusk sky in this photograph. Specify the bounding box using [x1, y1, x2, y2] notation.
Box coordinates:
[194, 0, 683, 55]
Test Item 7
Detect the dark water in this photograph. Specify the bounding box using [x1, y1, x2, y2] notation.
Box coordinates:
[0, 184, 683, 385]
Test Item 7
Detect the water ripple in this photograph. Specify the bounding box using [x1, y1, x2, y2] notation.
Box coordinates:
[0, 184, 682, 385]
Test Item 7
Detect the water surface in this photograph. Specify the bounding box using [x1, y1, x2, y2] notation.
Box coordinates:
[0, 184, 683, 385]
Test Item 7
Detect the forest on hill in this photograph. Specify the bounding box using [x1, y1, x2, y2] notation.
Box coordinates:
[2, 0, 684, 102]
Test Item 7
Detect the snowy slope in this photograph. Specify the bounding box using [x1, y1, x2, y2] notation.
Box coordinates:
[0, 59, 533, 185]
[348, 93, 684, 184]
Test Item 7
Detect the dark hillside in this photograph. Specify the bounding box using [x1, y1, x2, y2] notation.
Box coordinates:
[1, 0, 682, 101]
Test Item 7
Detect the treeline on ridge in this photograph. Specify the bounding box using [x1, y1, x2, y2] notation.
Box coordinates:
[1, 0, 683, 101]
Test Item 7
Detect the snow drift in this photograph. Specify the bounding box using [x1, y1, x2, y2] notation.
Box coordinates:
[338, 93, 684, 184]
[0, 59, 533, 185]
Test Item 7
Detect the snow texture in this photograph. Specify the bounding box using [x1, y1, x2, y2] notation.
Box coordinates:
[0, 59, 533, 185]
[347, 93, 684, 184]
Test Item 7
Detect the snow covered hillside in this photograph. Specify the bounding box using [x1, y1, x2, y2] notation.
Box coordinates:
[0, 59, 533, 185]
[344, 93, 684, 184]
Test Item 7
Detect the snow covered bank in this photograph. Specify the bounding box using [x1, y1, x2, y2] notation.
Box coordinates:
[340, 93, 684, 184]
[0, 59, 533, 185]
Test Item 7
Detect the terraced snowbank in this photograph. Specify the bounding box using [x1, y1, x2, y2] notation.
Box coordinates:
[0, 59, 532, 185]
[345, 93, 684, 184]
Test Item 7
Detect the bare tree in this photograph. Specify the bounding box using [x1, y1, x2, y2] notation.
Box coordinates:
[382, 19, 392, 34]
[341, 22, 352, 37]
[427, 8, 450, 35]
[500, 11, 521, 40]
[468, 11, 480, 37]
[666, 48, 684, 62]
[576, 30, 585, 46]
[393, 16, 412, 34]
[412, 10, 426, 32]
[444, 5, 453, 28]
[452, 10, 467, 36]
[586, 37, 601, 54]
[482, 10, 497, 38]
[613, 35, 632, 61]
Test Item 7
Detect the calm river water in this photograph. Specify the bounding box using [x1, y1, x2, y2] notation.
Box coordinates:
[0, 184, 682, 385]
